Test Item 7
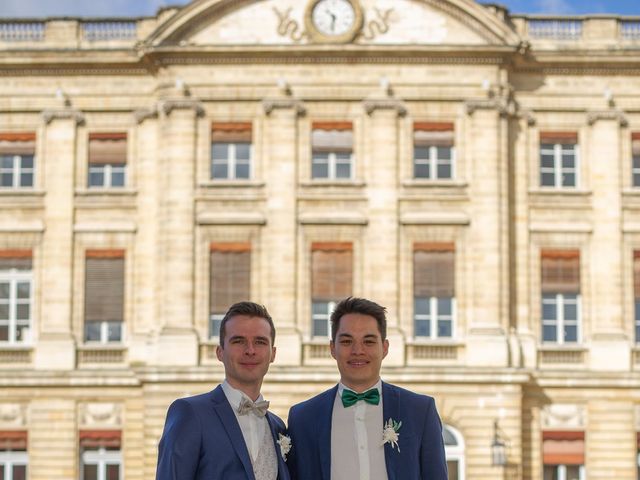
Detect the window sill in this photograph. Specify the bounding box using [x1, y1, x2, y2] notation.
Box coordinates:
[528, 188, 592, 196]
[75, 188, 137, 196]
[299, 179, 365, 188]
[0, 189, 45, 196]
[199, 180, 265, 188]
[0, 345, 33, 364]
[77, 344, 127, 365]
[406, 341, 463, 362]
[538, 344, 586, 366]
[402, 179, 467, 188]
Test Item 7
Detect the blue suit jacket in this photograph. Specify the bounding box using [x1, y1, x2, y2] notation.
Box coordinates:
[156, 385, 290, 480]
[287, 382, 448, 480]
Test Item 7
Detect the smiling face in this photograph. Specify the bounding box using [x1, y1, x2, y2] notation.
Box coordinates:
[216, 315, 276, 399]
[330, 312, 389, 392]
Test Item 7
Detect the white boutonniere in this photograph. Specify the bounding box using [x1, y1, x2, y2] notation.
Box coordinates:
[277, 433, 292, 461]
[381, 418, 402, 452]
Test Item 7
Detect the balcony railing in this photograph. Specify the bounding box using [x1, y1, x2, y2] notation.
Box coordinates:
[82, 21, 137, 41]
[0, 22, 45, 41]
[529, 19, 583, 40]
[621, 21, 640, 40]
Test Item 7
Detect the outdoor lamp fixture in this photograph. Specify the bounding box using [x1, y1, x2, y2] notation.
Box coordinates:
[491, 420, 507, 467]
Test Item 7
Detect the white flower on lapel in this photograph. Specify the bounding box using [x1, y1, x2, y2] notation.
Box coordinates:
[277, 433, 292, 461]
[381, 418, 402, 452]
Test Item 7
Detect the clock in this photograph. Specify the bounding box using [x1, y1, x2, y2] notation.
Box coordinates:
[305, 0, 364, 43]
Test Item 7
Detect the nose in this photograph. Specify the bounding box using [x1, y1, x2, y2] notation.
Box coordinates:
[352, 341, 365, 355]
[244, 343, 256, 355]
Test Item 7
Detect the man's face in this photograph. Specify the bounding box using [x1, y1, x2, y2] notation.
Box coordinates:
[216, 315, 276, 395]
[330, 313, 388, 392]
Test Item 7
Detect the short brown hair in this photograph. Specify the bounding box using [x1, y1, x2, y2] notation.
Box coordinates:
[330, 297, 387, 341]
[219, 301, 275, 346]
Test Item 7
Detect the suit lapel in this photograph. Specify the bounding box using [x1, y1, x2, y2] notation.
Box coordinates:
[382, 382, 400, 480]
[266, 413, 287, 480]
[319, 385, 339, 480]
[210, 385, 256, 480]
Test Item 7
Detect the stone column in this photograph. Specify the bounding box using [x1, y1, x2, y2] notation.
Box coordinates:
[33, 110, 84, 370]
[463, 101, 510, 367]
[362, 98, 406, 366]
[261, 98, 305, 365]
[154, 99, 202, 366]
[587, 111, 628, 371]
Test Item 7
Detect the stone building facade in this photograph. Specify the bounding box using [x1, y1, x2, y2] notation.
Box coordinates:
[0, 0, 639, 478]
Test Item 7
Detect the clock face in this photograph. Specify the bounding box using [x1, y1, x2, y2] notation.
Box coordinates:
[311, 0, 356, 37]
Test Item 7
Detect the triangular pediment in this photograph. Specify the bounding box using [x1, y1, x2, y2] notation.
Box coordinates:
[147, 0, 521, 48]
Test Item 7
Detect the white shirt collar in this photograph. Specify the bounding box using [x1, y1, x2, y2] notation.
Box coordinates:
[221, 379, 265, 410]
[337, 378, 382, 396]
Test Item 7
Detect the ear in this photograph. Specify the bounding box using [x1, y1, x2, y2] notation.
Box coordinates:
[216, 345, 223, 362]
[330, 340, 336, 360]
[382, 339, 389, 359]
[270, 346, 276, 363]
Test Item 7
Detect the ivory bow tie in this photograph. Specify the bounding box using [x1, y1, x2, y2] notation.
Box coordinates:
[237, 397, 270, 417]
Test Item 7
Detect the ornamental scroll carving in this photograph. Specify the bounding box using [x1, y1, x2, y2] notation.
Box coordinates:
[0, 403, 27, 427]
[541, 404, 585, 430]
[78, 402, 123, 428]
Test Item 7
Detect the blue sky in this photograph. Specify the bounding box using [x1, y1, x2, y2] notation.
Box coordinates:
[0, 0, 638, 18]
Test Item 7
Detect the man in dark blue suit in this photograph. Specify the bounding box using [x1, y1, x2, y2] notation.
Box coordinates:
[156, 302, 290, 480]
[287, 297, 448, 480]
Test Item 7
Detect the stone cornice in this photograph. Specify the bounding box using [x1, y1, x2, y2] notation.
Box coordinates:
[586, 109, 628, 127]
[262, 98, 306, 116]
[362, 98, 407, 117]
[465, 98, 515, 117]
[41, 109, 85, 125]
[134, 107, 159, 124]
[159, 99, 204, 117]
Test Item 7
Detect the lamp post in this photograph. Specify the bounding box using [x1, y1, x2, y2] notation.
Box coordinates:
[491, 419, 507, 467]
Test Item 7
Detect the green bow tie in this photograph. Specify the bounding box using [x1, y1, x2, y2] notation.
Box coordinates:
[341, 388, 380, 408]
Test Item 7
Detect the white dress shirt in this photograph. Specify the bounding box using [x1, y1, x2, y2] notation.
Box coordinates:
[221, 380, 269, 463]
[330, 379, 388, 480]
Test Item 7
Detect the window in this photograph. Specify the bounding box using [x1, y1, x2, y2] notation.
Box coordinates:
[0, 431, 28, 480]
[211, 122, 252, 180]
[443, 425, 465, 480]
[540, 132, 579, 188]
[79, 431, 122, 480]
[88, 133, 127, 188]
[209, 243, 251, 338]
[632, 133, 640, 187]
[0, 133, 35, 189]
[311, 243, 352, 337]
[311, 122, 353, 180]
[84, 251, 124, 343]
[634, 251, 640, 343]
[413, 243, 455, 339]
[543, 431, 585, 480]
[413, 122, 455, 179]
[541, 250, 581, 344]
[0, 252, 33, 345]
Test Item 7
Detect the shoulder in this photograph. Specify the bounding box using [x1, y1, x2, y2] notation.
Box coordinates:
[166, 389, 217, 417]
[290, 387, 336, 415]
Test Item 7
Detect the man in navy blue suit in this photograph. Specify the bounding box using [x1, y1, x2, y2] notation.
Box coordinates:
[156, 302, 290, 480]
[287, 297, 448, 480]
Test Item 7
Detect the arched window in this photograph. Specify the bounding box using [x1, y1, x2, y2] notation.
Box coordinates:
[443, 424, 465, 480]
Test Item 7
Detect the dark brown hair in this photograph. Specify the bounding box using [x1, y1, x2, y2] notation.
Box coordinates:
[330, 297, 387, 341]
[219, 301, 275, 346]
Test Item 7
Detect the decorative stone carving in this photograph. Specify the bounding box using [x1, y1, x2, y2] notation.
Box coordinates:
[160, 99, 204, 117]
[541, 404, 586, 430]
[359, 8, 394, 41]
[134, 107, 158, 124]
[262, 98, 306, 116]
[0, 403, 27, 427]
[41, 109, 85, 125]
[363, 98, 407, 117]
[274, 7, 308, 43]
[586, 110, 628, 127]
[78, 402, 123, 428]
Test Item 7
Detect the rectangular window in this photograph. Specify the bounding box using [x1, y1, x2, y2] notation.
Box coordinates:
[0, 133, 35, 189]
[311, 122, 353, 180]
[209, 243, 251, 338]
[413, 243, 455, 339]
[84, 251, 124, 344]
[632, 133, 640, 188]
[0, 252, 33, 345]
[88, 133, 127, 188]
[634, 251, 640, 343]
[311, 242, 352, 337]
[79, 431, 122, 480]
[542, 431, 585, 480]
[541, 250, 580, 344]
[0, 430, 28, 480]
[540, 132, 579, 188]
[211, 123, 252, 180]
[413, 122, 455, 180]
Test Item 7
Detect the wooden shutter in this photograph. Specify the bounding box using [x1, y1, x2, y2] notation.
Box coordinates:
[79, 430, 121, 449]
[88, 132, 127, 165]
[413, 122, 454, 147]
[541, 250, 580, 294]
[311, 122, 352, 153]
[0, 133, 35, 155]
[0, 430, 27, 450]
[540, 131, 578, 145]
[543, 431, 584, 465]
[211, 122, 252, 143]
[311, 242, 352, 302]
[84, 250, 125, 323]
[413, 243, 455, 297]
[632, 132, 640, 155]
[209, 243, 251, 314]
[0, 250, 32, 270]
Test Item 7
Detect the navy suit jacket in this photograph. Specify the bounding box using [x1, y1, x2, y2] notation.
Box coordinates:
[287, 382, 448, 480]
[156, 385, 290, 480]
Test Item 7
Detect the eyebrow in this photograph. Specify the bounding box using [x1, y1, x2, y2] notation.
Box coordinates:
[228, 335, 270, 342]
[337, 333, 379, 340]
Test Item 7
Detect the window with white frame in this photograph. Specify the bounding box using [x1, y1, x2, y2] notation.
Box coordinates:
[211, 123, 252, 180]
[633, 133, 640, 188]
[541, 250, 581, 344]
[542, 431, 585, 480]
[413, 244, 455, 339]
[209, 243, 251, 339]
[0, 133, 35, 189]
[0, 431, 28, 480]
[311, 243, 352, 338]
[539, 132, 579, 188]
[79, 431, 122, 480]
[84, 251, 124, 344]
[88, 133, 127, 188]
[0, 254, 33, 345]
[413, 122, 455, 180]
[311, 122, 353, 180]
[443, 424, 465, 480]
